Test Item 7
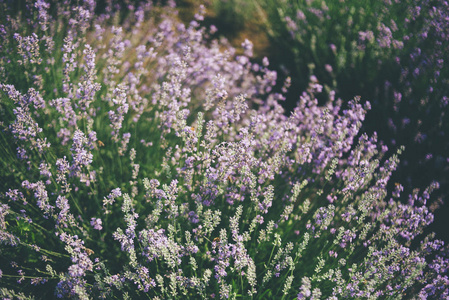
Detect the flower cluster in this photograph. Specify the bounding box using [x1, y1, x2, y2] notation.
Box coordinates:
[222, 0, 449, 219]
[0, 1, 447, 299]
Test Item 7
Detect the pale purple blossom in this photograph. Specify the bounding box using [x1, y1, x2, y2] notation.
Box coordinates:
[90, 218, 102, 230]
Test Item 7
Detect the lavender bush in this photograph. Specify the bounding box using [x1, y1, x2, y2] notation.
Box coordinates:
[0, 0, 448, 299]
[207, 0, 449, 223]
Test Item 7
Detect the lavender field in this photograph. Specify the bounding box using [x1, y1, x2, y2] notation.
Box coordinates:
[0, 0, 448, 299]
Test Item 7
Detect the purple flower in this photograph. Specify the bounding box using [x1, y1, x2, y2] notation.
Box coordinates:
[5, 189, 24, 202]
[90, 218, 103, 230]
[35, 0, 50, 31]
[13, 33, 42, 65]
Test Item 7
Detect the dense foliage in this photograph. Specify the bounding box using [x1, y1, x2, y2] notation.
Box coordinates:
[0, 0, 448, 299]
[207, 0, 449, 238]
